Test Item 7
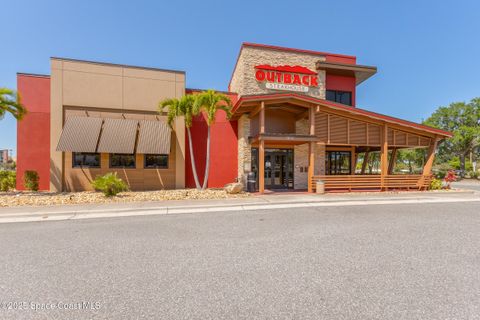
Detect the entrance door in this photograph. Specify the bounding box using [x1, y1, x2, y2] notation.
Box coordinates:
[253, 148, 293, 189]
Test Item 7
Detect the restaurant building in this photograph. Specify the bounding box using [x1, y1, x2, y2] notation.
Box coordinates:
[16, 43, 451, 193]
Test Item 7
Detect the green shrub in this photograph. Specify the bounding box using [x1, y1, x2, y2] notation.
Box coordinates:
[435, 171, 446, 179]
[429, 178, 443, 190]
[91, 172, 128, 197]
[467, 171, 478, 179]
[24, 170, 39, 191]
[0, 170, 16, 191]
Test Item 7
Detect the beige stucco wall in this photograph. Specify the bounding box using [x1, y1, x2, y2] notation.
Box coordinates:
[230, 46, 326, 99]
[50, 58, 185, 191]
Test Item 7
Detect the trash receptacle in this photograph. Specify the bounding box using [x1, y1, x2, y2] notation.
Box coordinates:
[247, 172, 257, 192]
[316, 180, 325, 194]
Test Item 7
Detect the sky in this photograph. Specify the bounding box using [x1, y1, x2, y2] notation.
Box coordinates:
[1, 0, 479, 156]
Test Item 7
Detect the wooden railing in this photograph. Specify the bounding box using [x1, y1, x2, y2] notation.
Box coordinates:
[311, 174, 433, 192]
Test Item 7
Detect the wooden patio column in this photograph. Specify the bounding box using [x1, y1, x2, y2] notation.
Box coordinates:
[259, 101, 265, 193]
[422, 136, 438, 176]
[388, 147, 398, 175]
[307, 106, 316, 192]
[380, 124, 389, 190]
[416, 136, 438, 190]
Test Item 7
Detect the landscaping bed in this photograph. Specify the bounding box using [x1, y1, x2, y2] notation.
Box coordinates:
[0, 189, 249, 207]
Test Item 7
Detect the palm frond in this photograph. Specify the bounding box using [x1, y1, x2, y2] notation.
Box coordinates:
[0, 88, 26, 120]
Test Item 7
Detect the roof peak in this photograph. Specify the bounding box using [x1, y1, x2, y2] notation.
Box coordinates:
[241, 42, 356, 60]
[51, 57, 185, 74]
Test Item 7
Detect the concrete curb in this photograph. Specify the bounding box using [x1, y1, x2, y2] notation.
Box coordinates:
[0, 194, 479, 224]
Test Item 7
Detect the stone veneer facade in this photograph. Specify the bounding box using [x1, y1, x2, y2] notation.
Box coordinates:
[230, 46, 326, 98]
[230, 45, 327, 190]
[237, 114, 252, 186]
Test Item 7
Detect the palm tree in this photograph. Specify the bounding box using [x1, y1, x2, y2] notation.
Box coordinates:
[0, 88, 26, 120]
[160, 94, 202, 189]
[194, 90, 232, 190]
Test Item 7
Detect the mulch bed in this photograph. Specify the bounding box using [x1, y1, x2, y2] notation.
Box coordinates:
[0, 189, 249, 207]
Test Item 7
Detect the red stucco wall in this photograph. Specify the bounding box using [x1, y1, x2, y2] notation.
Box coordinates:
[16, 74, 51, 191]
[326, 74, 357, 107]
[185, 111, 238, 188]
[185, 90, 239, 188]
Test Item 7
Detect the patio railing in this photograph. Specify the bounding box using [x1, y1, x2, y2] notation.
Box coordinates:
[311, 174, 433, 192]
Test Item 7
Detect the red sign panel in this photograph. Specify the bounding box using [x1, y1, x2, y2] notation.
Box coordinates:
[254, 65, 318, 92]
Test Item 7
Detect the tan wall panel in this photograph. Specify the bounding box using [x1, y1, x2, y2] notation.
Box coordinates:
[175, 73, 186, 83]
[62, 61, 123, 76]
[123, 67, 176, 81]
[50, 64, 64, 191]
[63, 71, 123, 108]
[174, 117, 185, 189]
[64, 137, 177, 192]
[123, 77, 177, 111]
[51, 58, 185, 191]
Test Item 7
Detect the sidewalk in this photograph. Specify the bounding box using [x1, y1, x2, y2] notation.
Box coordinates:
[0, 189, 478, 224]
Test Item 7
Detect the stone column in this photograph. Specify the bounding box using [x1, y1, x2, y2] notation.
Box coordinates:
[237, 114, 252, 188]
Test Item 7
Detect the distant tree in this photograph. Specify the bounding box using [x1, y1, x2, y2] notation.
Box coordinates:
[424, 98, 480, 172]
[194, 90, 232, 190]
[396, 149, 425, 174]
[0, 88, 26, 120]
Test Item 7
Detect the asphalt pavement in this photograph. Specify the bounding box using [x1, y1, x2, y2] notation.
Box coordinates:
[0, 200, 479, 319]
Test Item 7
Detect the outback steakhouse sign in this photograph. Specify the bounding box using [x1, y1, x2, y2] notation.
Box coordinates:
[254, 65, 318, 93]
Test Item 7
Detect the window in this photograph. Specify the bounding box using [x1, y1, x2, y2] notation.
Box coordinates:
[144, 154, 168, 169]
[72, 152, 100, 168]
[110, 154, 136, 168]
[326, 90, 352, 106]
[326, 151, 351, 175]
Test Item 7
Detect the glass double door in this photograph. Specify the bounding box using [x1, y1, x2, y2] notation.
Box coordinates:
[252, 148, 293, 189]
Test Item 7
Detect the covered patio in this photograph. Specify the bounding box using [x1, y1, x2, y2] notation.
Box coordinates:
[231, 93, 452, 193]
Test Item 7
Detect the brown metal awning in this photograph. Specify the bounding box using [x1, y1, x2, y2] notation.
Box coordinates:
[97, 119, 139, 154]
[136, 120, 171, 154]
[56, 116, 103, 152]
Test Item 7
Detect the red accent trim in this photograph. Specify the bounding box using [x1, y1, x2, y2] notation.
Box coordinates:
[232, 93, 452, 137]
[254, 65, 317, 75]
[326, 74, 356, 107]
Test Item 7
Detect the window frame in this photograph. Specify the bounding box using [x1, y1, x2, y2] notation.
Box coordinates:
[144, 154, 169, 169]
[326, 90, 352, 106]
[325, 151, 352, 175]
[109, 153, 136, 169]
[72, 152, 101, 168]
